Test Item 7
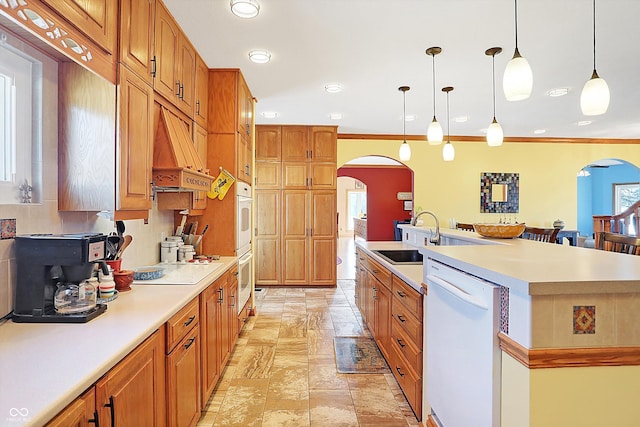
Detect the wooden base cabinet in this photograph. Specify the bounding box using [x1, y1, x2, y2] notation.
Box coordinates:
[45, 388, 97, 427]
[96, 327, 166, 427]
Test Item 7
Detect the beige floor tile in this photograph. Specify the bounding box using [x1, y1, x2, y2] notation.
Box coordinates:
[234, 345, 276, 379]
[308, 363, 350, 390]
[262, 409, 310, 427]
[309, 390, 359, 427]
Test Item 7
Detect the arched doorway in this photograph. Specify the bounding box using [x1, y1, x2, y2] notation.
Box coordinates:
[337, 156, 414, 241]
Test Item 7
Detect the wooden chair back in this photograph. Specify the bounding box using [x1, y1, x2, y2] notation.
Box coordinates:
[456, 222, 475, 232]
[598, 232, 640, 255]
[522, 226, 559, 243]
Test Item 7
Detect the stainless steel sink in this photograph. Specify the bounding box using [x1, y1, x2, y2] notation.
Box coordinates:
[372, 249, 423, 265]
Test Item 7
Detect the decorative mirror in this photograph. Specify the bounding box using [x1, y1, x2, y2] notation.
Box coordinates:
[481, 172, 519, 213]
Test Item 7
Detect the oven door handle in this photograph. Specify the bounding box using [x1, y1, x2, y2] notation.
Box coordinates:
[239, 252, 253, 265]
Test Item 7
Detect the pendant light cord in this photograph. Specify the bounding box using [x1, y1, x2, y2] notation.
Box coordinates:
[514, 0, 519, 48]
[592, 0, 597, 71]
[432, 55, 437, 118]
[446, 91, 450, 143]
[403, 90, 407, 143]
[492, 53, 497, 119]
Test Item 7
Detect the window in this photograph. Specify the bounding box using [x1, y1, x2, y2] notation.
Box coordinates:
[0, 35, 41, 204]
[613, 182, 639, 234]
[347, 190, 366, 230]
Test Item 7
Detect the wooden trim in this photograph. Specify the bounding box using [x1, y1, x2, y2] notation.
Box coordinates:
[338, 133, 640, 145]
[498, 332, 640, 369]
[426, 414, 439, 427]
[421, 282, 428, 294]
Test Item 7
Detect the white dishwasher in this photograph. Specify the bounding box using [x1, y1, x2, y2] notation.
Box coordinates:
[425, 258, 501, 427]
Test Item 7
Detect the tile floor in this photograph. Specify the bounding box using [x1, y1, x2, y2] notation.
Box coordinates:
[196, 237, 420, 426]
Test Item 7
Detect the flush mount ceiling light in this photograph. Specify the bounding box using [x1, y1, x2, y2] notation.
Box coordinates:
[230, 0, 260, 18]
[261, 111, 277, 118]
[486, 47, 504, 147]
[248, 49, 271, 63]
[324, 83, 343, 93]
[533, 129, 546, 134]
[398, 86, 411, 162]
[580, 0, 610, 116]
[329, 112, 343, 120]
[578, 120, 592, 126]
[426, 46, 443, 145]
[442, 86, 455, 161]
[503, 0, 533, 101]
[548, 88, 569, 97]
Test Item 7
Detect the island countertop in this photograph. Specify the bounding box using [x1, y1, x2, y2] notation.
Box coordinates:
[0, 257, 236, 427]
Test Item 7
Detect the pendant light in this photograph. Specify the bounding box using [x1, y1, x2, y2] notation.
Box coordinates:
[486, 47, 504, 147]
[398, 86, 411, 162]
[503, 0, 533, 101]
[442, 86, 455, 161]
[425, 47, 443, 145]
[580, 0, 609, 116]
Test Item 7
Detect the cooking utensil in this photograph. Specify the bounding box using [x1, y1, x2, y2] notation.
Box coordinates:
[193, 224, 208, 248]
[107, 234, 121, 260]
[176, 214, 187, 237]
[183, 222, 193, 241]
[188, 220, 198, 245]
[115, 235, 133, 260]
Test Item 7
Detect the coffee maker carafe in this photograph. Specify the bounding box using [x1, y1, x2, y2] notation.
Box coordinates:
[13, 233, 109, 323]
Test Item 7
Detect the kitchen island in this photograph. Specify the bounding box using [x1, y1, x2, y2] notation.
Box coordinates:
[0, 257, 237, 427]
[398, 225, 640, 427]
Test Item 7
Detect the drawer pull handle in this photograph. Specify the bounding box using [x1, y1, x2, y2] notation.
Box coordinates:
[184, 337, 196, 350]
[395, 366, 405, 377]
[396, 338, 406, 348]
[397, 315, 406, 323]
[104, 396, 115, 427]
[372, 269, 379, 274]
[183, 315, 196, 327]
[88, 410, 99, 426]
[396, 291, 406, 298]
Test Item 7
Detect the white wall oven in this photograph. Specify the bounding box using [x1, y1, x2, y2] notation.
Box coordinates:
[236, 182, 252, 313]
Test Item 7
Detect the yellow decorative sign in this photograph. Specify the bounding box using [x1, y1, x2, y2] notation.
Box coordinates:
[207, 169, 236, 200]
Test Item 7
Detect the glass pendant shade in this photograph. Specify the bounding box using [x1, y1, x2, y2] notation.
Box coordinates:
[427, 118, 443, 145]
[442, 142, 455, 161]
[503, 49, 533, 101]
[487, 118, 504, 147]
[399, 141, 411, 161]
[580, 72, 609, 115]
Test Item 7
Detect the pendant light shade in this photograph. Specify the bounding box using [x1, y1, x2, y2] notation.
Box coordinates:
[580, 0, 609, 116]
[442, 86, 455, 162]
[503, 0, 532, 101]
[486, 47, 504, 147]
[398, 86, 411, 162]
[426, 47, 443, 145]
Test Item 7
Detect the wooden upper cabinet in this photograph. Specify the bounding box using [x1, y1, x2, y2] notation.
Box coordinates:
[119, 0, 155, 85]
[178, 35, 196, 116]
[194, 54, 209, 129]
[310, 126, 337, 162]
[154, 1, 180, 103]
[281, 126, 309, 162]
[237, 72, 253, 139]
[256, 126, 282, 161]
[41, 0, 117, 55]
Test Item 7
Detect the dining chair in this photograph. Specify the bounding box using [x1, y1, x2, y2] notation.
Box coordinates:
[522, 226, 559, 243]
[456, 222, 475, 232]
[597, 232, 640, 255]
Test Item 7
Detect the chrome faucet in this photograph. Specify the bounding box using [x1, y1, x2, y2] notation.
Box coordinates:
[411, 211, 440, 245]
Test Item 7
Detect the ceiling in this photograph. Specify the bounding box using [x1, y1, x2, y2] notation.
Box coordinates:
[164, 0, 640, 140]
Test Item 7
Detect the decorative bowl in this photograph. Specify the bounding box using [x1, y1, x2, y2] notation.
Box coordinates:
[133, 266, 165, 281]
[113, 269, 134, 292]
[473, 223, 526, 239]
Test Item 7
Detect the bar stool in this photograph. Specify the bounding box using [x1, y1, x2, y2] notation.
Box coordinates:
[597, 232, 640, 255]
[521, 227, 559, 243]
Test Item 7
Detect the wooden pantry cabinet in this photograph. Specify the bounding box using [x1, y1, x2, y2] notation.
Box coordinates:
[119, 0, 156, 85]
[255, 125, 337, 287]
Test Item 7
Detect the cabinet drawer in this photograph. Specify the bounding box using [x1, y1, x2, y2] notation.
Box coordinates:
[166, 297, 199, 353]
[392, 275, 423, 319]
[367, 256, 392, 290]
[391, 319, 422, 375]
[389, 342, 422, 419]
[391, 299, 422, 348]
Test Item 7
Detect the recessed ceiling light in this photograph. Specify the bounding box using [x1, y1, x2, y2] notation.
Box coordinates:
[405, 114, 417, 122]
[230, 0, 260, 18]
[547, 88, 569, 97]
[578, 120, 592, 126]
[533, 129, 546, 134]
[454, 115, 469, 123]
[261, 111, 277, 118]
[324, 83, 343, 93]
[248, 50, 271, 64]
[329, 113, 343, 120]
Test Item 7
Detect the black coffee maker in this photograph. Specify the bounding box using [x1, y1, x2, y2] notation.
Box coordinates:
[13, 233, 109, 323]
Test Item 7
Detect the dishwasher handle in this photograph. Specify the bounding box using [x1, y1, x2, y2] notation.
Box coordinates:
[426, 274, 489, 310]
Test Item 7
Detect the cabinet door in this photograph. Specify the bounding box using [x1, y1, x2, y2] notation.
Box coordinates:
[118, 65, 153, 211]
[177, 36, 196, 117]
[227, 267, 239, 349]
[192, 125, 208, 210]
[200, 277, 224, 403]
[309, 190, 336, 285]
[310, 126, 337, 162]
[194, 54, 209, 129]
[282, 162, 308, 189]
[42, 0, 117, 54]
[217, 274, 231, 368]
[237, 134, 251, 184]
[374, 282, 392, 360]
[154, 2, 180, 104]
[167, 327, 201, 427]
[119, 0, 155, 84]
[237, 74, 252, 139]
[255, 161, 281, 189]
[256, 126, 281, 161]
[281, 126, 309, 162]
[96, 329, 166, 427]
[309, 163, 336, 189]
[46, 388, 96, 427]
[282, 190, 309, 285]
[255, 190, 281, 285]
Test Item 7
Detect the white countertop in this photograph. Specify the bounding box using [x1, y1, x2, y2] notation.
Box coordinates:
[354, 240, 424, 292]
[0, 257, 236, 427]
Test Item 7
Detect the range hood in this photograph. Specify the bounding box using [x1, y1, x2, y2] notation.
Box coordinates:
[153, 107, 212, 192]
